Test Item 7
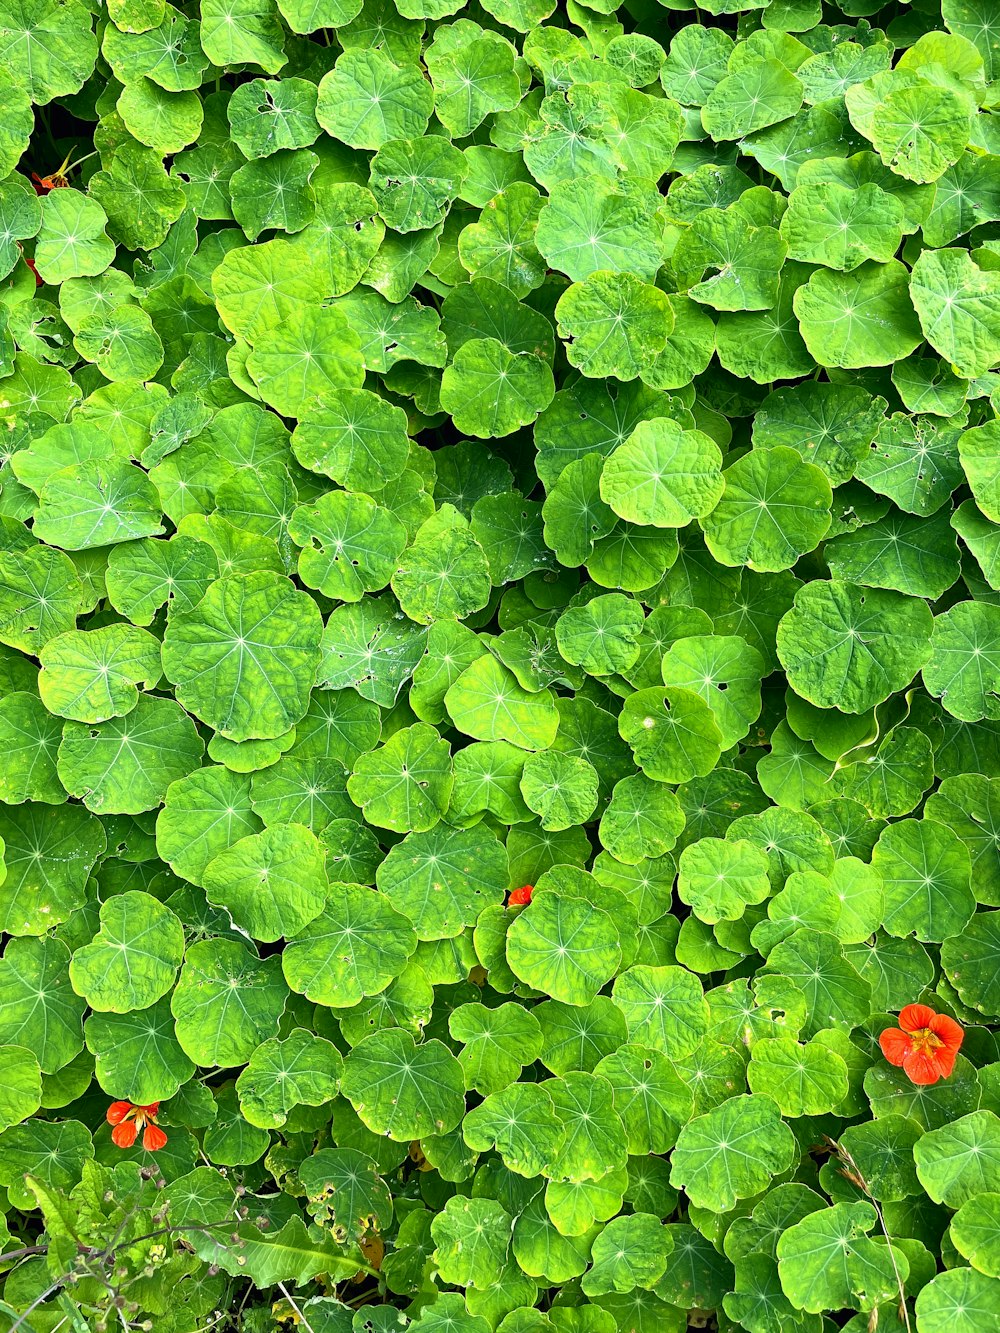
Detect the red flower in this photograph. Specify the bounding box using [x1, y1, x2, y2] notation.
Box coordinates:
[23, 256, 43, 288]
[106, 1101, 167, 1151]
[507, 884, 534, 908]
[879, 1004, 964, 1085]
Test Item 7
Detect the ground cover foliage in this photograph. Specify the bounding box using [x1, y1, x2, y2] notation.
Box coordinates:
[2, 0, 1000, 1328]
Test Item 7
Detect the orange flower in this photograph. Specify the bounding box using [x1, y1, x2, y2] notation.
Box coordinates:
[106, 1101, 168, 1151]
[507, 884, 534, 908]
[879, 1004, 963, 1085]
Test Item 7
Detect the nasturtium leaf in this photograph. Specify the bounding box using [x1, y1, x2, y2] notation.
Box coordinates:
[671, 1095, 798, 1213]
[162, 572, 323, 741]
[432, 1196, 513, 1290]
[873, 817, 975, 943]
[68, 891, 184, 1013]
[780, 181, 905, 271]
[507, 892, 621, 1007]
[317, 50, 433, 150]
[776, 1201, 908, 1314]
[678, 838, 771, 926]
[0, 1046, 41, 1133]
[916, 1267, 1000, 1333]
[793, 260, 923, 369]
[555, 273, 673, 382]
[347, 722, 452, 834]
[282, 884, 416, 1008]
[619, 687, 723, 784]
[245, 304, 364, 418]
[674, 207, 786, 313]
[341, 1027, 465, 1141]
[702, 58, 803, 141]
[56, 693, 203, 815]
[764, 929, 871, 1037]
[450, 1001, 542, 1097]
[869, 81, 972, 185]
[600, 420, 724, 529]
[747, 1037, 850, 1117]
[914, 1112, 1000, 1207]
[0, 936, 84, 1074]
[235, 1030, 342, 1129]
[705, 446, 832, 574]
[910, 249, 1000, 381]
[536, 177, 664, 286]
[611, 965, 708, 1059]
[598, 775, 683, 868]
[38, 625, 161, 723]
[950, 1193, 1000, 1277]
[289, 491, 406, 604]
[171, 938, 288, 1068]
[34, 190, 115, 286]
[33, 460, 164, 551]
[227, 77, 320, 158]
[923, 602, 1000, 722]
[86, 996, 193, 1104]
[202, 823, 328, 943]
[826, 510, 961, 601]
[377, 824, 507, 940]
[777, 581, 934, 715]
[392, 506, 492, 625]
[440, 338, 555, 440]
[0, 691, 65, 805]
[446, 655, 559, 752]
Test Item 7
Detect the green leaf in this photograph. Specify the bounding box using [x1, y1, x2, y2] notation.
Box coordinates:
[671, 1095, 798, 1213]
[171, 938, 288, 1068]
[347, 722, 452, 833]
[392, 506, 492, 624]
[440, 338, 555, 439]
[777, 581, 934, 714]
[86, 996, 194, 1103]
[556, 272, 673, 381]
[777, 1201, 908, 1314]
[914, 1112, 1000, 1207]
[678, 838, 771, 925]
[282, 884, 416, 1008]
[341, 1027, 466, 1140]
[0, 936, 84, 1074]
[780, 181, 905, 271]
[600, 420, 724, 528]
[56, 693, 204, 815]
[611, 965, 708, 1058]
[34, 189, 114, 285]
[38, 624, 162, 723]
[793, 261, 923, 369]
[705, 446, 832, 573]
[873, 817, 974, 943]
[915, 1268, 1000, 1333]
[910, 248, 1000, 380]
[619, 687, 723, 784]
[446, 654, 560, 752]
[162, 572, 323, 741]
[0, 802, 105, 937]
[236, 1030, 342, 1129]
[0, 1046, 41, 1132]
[506, 890, 621, 1006]
[69, 891, 183, 1012]
[432, 1196, 513, 1289]
[202, 823, 328, 943]
[951, 1193, 1000, 1278]
[377, 824, 507, 940]
[317, 50, 433, 150]
[747, 1037, 849, 1117]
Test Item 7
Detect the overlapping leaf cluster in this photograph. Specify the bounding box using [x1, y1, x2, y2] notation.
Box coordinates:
[2, 0, 1000, 1328]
